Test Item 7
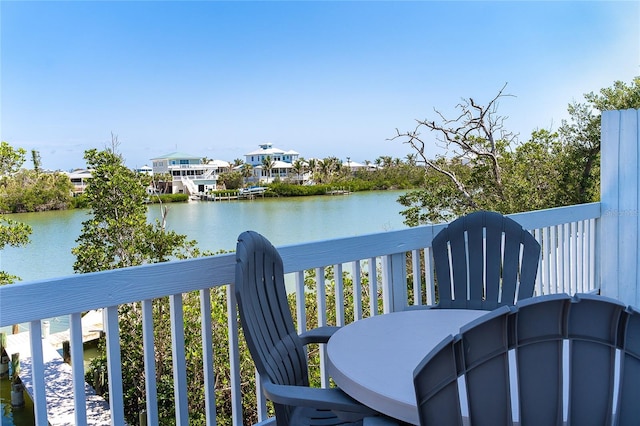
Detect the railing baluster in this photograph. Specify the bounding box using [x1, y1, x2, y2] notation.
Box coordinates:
[570, 221, 578, 295]
[424, 247, 435, 305]
[170, 294, 189, 425]
[316, 267, 327, 327]
[29, 320, 48, 426]
[104, 305, 126, 426]
[315, 267, 329, 388]
[368, 257, 377, 315]
[69, 312, 87, 425]
[562, 223, 570, 294]
[255, 369, 267, 421]
[334, 263, 345, 326]
[199, 289, 217, 426]
[577, 221, 584, 293]
[141, 299, 159, 425]
[532, 228, 542, 296]
[550, 225, 558, 294]
[352, 261, 363, 320]
[295, 271, 306, 333]
[411, 249, 421, 306]
[542, 226, 551, 295]
[381, 255, 391, 313]
[226, 285, 243, 426]
[590, 218, 597, 292]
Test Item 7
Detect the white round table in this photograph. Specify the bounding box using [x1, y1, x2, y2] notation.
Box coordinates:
[327, 309, 487, 425]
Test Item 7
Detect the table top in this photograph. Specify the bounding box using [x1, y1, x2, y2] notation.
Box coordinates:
[326, 309, 487, 425]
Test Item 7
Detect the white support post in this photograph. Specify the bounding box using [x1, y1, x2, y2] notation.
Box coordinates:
[600, 109, 640, 308]
[382, 253, 408, 313]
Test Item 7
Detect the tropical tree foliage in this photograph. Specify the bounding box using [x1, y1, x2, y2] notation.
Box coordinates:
[218, 170, 244, 190]
[393, 78, 640, 226]
[0, 215, 31, 285]
[0, 143, 73, 214]
[0, 141, 33, 285]
[72, 142, 199, 272]
[0, 141, 26, 176]
[556, 76, 640, 205]
[0, 169, 74, 213]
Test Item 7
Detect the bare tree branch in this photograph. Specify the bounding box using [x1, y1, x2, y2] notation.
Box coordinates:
[390, 84, 515, 205]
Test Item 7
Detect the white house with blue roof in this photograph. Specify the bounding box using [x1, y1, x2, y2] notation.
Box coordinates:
[244, 143, 302, 183]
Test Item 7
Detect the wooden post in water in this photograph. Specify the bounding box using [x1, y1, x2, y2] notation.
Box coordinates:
[10, 352, 24, 407]
[62, 340, 71, 363]
[0, 333, 8, 378]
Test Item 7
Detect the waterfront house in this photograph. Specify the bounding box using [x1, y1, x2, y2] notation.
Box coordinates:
[150, 152, 229, 195]
[63, 169, 93, 196]
[1, 109, 639, 425]
[135, 165, 153, 175]
[244, 143, 302, 183]
[342, 160, 374, 173]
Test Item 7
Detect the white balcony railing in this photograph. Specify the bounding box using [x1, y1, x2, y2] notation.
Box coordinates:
[0, 202, 603, 426]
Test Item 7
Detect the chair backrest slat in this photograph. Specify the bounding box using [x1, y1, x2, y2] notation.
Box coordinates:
[516, 294, 568, 425]
[466, 218, 485, 303]
[566, 297, 623, 425]
[413, 336, 464, 426]
[459, 306, 512, 426]
[483, 214, 504, 306]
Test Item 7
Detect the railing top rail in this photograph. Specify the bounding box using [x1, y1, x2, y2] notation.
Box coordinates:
[509, 202, 601, 229]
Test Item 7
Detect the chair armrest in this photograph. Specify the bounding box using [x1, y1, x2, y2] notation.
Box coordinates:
[262, 381, 377, 415]
[299, 326, 341, 345]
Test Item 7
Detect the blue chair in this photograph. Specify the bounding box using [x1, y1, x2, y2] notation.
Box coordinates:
[431, 210, 541, 310]
[413, 293, 640, 426]
[235, 231, 385, 426]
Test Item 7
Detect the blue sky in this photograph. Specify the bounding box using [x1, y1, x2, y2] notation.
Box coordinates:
[1, 1, 638, 171]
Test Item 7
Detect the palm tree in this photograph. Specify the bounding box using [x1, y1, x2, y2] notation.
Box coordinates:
[292, 160, 305, 184]
[261, 156, 275, 181]
[241, 164, 253, 184]
[318, 158, 331, 183]
[405, 153, 417, 166]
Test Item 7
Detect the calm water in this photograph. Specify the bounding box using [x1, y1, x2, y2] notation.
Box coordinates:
[2, 190, 408, 283]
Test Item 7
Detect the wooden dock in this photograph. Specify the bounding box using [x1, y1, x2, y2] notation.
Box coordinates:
[4, 310, 112, 425]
